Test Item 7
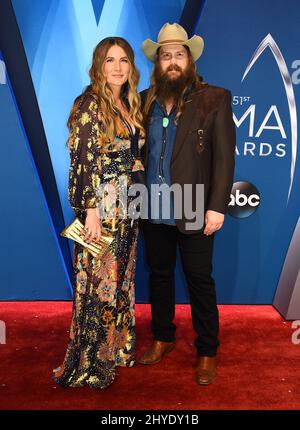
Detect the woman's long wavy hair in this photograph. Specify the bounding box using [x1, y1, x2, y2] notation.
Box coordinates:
[143, 46, 205, 125]
[67, 37, 144, 146]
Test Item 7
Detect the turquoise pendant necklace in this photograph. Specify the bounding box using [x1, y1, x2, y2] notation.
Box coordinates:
[162, 117, 169, 128]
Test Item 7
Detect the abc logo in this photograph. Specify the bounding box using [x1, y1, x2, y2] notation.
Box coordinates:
[228, 181, 260, 218]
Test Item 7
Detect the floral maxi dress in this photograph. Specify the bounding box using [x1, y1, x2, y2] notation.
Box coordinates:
[53, 94, 144, 389]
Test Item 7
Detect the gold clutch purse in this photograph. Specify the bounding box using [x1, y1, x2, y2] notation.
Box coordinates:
[61, 218, 113, 258]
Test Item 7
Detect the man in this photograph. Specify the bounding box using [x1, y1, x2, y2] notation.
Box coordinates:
[139, 23, 235, 385]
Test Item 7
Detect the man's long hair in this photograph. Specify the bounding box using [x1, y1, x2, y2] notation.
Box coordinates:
[67, 37, 144, 147]
[143, 46, 205, 125]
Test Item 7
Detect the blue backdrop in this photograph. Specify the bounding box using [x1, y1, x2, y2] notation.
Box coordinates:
[0, 51, 71, 299]
[1, 0, 299, 303]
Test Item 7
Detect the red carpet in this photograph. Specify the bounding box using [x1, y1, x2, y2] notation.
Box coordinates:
[0, 302, 299, 410]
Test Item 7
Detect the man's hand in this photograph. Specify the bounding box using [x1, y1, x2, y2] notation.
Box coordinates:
[204, 210, 224, 235]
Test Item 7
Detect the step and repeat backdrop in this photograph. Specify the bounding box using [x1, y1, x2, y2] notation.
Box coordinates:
[1, 0, 299, 311]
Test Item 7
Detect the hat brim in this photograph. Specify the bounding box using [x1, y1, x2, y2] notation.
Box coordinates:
[142, 35, 204, 62]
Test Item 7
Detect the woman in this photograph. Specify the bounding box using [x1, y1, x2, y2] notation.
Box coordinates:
[53, 37, 145, 389]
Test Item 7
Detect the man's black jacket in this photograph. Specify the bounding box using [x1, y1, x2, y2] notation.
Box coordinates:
[140, 83, 236, 233]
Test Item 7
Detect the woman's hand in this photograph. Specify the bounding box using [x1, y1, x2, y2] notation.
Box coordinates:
[83, 208, 102, 243]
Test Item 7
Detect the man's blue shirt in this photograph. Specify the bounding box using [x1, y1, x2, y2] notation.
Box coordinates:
[146, 100, 177, 225]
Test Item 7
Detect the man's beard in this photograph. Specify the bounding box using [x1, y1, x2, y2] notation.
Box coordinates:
[155, 63, 195, 105]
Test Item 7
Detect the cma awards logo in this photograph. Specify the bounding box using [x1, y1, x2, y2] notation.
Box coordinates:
[228, 181, 260, 219]
[234, 33, 298, 201]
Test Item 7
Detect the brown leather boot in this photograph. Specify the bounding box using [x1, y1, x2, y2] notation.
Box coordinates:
[138, 340, 175, 365]
[195, 356, 217, 385]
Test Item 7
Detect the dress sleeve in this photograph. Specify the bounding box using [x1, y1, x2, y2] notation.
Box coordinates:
[67, 94, 101, 211]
